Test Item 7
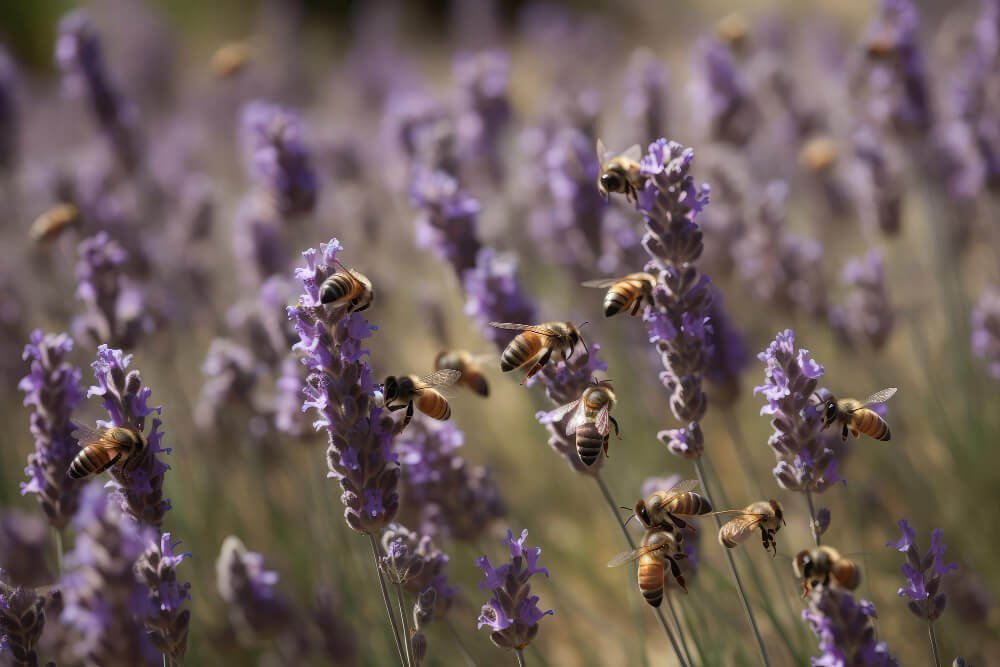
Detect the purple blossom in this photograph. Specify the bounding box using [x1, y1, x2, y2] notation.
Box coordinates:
[410, 168, 482, 277]
[381, 524, 456, 617]
[240, 101, 318, 218]
[19, 330, 84, 530]
[0, 574, 47, 667]
[688, 38, 759, 146]
[704, 290, 749, 406]
[829, 250, 894, 350]
[216, 536, 294, 642]
[463, 248, 539, 349]
[135, 533, 191, 662]
[886, 520, 956, 621]
[454, 50, 511, 181]
[847, 125, 903, 236]
[755, 330, 838, 492]
[287, 239, 399, 534]
[87, 345, 172, 528]
[802, 586, 898, 666]
[624, 48, 670, 143]
[74, 232, 150, 350]
[971, 286, 1000, 379]
[952, 0, 1000, 188]
[476, 529, 552, 651]
[231, 194, 289, 285]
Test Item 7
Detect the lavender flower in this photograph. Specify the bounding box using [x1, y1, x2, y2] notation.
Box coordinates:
[216, 535, 293, 642]
[274, 353, 309, 439]
[0, 46, 19, 175]
[689, 39, 759, 146]
[476, 529, 553, 651]
[288, 239, 399, 534]
[802, 586, 898, 666]
[88, 345, 172, 528]
[231, 194, 288, 285]
[953, 0, 1000, 188]
[886, 519, 957, 621]
[454, 50, 511, 181]
[624, 49, 670, 143]
[135, 533, 191, 662]
[829, 250, 894, 350]
[755, 329, 838, 492]
[195, 338, 260, 432]
[55, 10, 142, 170]
[381, 524, 456, 615]
[704, 290, 749, 407]
[410, 168, 482, 278]
[971, 286, 1000, 379]
[0, 575, 47, 667]
[61, 484, 158, 666]
[240, 101, 318, 218]
[0, 513, 52, 589]
[463, 248, 539, 349]
[74, 232, 149, 350]
[848, 126, 903, 236]
[396, 416, 505, 541]
[19, 330, 83, 530]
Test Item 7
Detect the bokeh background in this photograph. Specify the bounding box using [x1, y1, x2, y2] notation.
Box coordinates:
[0, 0, 997, 665]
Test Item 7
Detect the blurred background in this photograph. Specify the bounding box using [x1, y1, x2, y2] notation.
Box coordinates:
[0, 0, 997, 665]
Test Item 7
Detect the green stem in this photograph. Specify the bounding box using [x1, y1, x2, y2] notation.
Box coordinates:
[515, 648, 526, 667]
[53, 528, 64, 576]
[446, 619, 478, 667]
[664, 592, 694, 667]
[805, 491, 821, 546]
[368, 534, 407, 667]
[396, 582, 413, 667]
[926, 621, 941, 667]
[693, 458, 772, 667]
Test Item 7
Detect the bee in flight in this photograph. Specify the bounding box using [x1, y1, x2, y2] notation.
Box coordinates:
[631, 479, 714, 532]
[608, 527, 689, 604]
[211, 41, 252, 79]
[581, 273, 656, 318]
[67, 423, 146, 479]
[596, 139, 646, 202]
[718, 500, 785, 557]
[490, 321, 586, 385]
[319, 261, 374, 313]
[818, 387, 897, 441]
[434, 350, 492, 397]
[29, 203, 81, 244]
[793, 546, 861, 598]
[545, 379, 620, 466]
[380, 369, 462, 432]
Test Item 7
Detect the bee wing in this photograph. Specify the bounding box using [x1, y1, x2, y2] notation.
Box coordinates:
[620, 144, 643, 162]
[608, 544, 661, 567]
[544, 399, 581, 429]
[489, 322, 562, 337]
[665, 479, 700, 495]
[863, 387, 897, 406]
[564, 404, 591, 436]
[70, 422, 111, 445]
[580, 278, 620, 289]
[413, 369, 462, 390]
[594, 403, 610, 436]
[596, 138, 610, 160]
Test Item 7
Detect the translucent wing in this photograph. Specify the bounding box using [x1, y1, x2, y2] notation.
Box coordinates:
[665, 479, 700, 495]
[470, 353, 497, 367]
[863, 387, 897, 405]
[545, 399, 581, 428]
[620, 144, 642, 162]
[581, 278, 620, 289]
[608, 544, 661, 567]
[594, 403, 610, 436]
[596, 138, 610, 161]
[564, 404, 589, 436]
[70, 422, 112, 446]
[489, 322, 560, 337]
[414, 369, 462, 390]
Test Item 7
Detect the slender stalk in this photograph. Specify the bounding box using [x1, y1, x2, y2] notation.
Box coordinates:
[926, 621, 941, 667]
[515, 648, 527, 667]
[53, 528, 64, 576]
[804, 491, 821, 546]
[664, 593, 694, 667]
[594, 472, 689, 667]
[396, 582, 413, 667]
[693, 458, 772, 667]
[368, 533, 407, 667]
[446, 619, 479, 667]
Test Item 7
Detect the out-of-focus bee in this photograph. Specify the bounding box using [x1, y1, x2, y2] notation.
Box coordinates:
[434, 350, 492, 397]
[632, 479, 714, 531]
[490, 321, 585, 385]
[818, 387, 896, 441]
[716, 12, 749, 50]
[29, 203, 81, 244]
[718, 500, 785, 557]
[608, 527, 688, 604]
[799, 136, 839, 173]
[381, 369, 461, 431]
[581, 272, 656, 318]
[67, 423, 146, 479]
[793, 546, 861, 598]
[596, 139, 645, 202]
[211, 41, 252, 78]
[546, 379, 620, 465]
[319, 262, 374, 313]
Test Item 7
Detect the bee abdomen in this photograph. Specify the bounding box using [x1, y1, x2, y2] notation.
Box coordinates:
[638, 563, 664, 607]
[575, 423, 606, 466]
[500, 335, 537, 372]
[855, 410, 890, 441]
[319, 274, 353, 304]
[416, 391, 451, 421]
[669, 493, 714, 516]
[719, 526, 742, 548]
[467, 373, 489, 397]
[603, 288, 633, 318]
[68, 449, 112, 479]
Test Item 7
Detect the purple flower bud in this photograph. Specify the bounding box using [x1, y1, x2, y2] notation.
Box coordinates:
[135, 533, 191, 662]
[240, 101, 317, 218]
[887, 520, 956, 621]
[476, 529, 552, 650]
[971, 286, 1000, 379]
[0, 574, 47, 667]
[216, 536, 294, 642]
[380, 524, 456, 618]
[813, 507, 832, 539]
[802, 586, 898, 665]
[953, 0, 1000, 188]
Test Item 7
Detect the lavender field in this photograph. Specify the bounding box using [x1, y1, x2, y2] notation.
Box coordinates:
[1, 0, 998, 665]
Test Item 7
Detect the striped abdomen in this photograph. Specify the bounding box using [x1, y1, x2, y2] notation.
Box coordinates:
[68, 445, 120, 479]
[416, 390, 451, 421]
[603, 277, 648, 317]
[849, 409, 890, 441]
[575, 422, 607, 466]
[637, 554, 664, 607]
[664, 492, 713, 517]
[500, 332, 544, 372]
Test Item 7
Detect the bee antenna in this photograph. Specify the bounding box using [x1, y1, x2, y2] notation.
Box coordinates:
[622, 513, 638, 528]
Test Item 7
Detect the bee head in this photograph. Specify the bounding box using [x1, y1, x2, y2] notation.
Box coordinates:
[634, 499, 653, 528]
[793, 549, 812, 579]
[599, 168, 625, 195]
[769, 499, 785, 526]
[383, 376, 399, 401]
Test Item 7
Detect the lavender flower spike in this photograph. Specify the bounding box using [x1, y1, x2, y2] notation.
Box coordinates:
[0, 574, 47, 667]
[288, 239, 399, 534]
[75, 232, 149, 350]
[971, 286, 1000, 379]
[886, 519, 957, 621]
[829, 250, 894, 350]
[19, 330, 83, 530]
[381, 523, 457, 615]
[802, 586, 898, 666]
[135, 533, 191, 662]
[88, 345, 172, 528]
[216, 535, 293, 641]
[61, 484, 159, 666]
[240, 101, 318, 218]
[476, 529, 553, 651]
[755, 329, 838, 492]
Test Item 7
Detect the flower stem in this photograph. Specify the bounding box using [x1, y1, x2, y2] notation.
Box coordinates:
[396, 582, 413, 667]
[594, 472, 689, 667]
[446, 619, 478, 667]
[693, 457, 772, 667]
[805, 491, 821, 546]
[368, 533, 407, 667]
[53, 528, 64, 576]
[515, 648, 526, 667]
[665, 592, 695, 667]
[926, 621, 941, 667]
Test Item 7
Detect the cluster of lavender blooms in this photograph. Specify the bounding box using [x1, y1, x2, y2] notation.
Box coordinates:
[453, 50, 511, 182]
[688, 38, 759, 147]
[476, 529, 552, 652]
[886, 519, 957, 622]
[135, 534, 191, 662]
[240, 101, 317, 219]
[755, 329, 839, 492]
[287, 239, 399, 534]
[74, 232, 149, 350]
[802, 585, 898, 666]
[848, 126, 904, 237]
[624, 49, 670, 144]
[970, 286, 1000, 379]
[829, 250, 895, 350]
[19, 331, 82, 530]
[395, 416, 505, 541]
[0, 574, 47, 667]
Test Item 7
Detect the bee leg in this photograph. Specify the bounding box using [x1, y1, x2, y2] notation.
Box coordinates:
[520, 348, 552, 385]
[666, 556, 687, 593]
[631, 299, 642, 316]
[602, 437, 610, 458]
[401, 402, 414, 431]
[609, 416, 622, 439]
[667, 512, 688, 531]
[841, 424, 849, 441]
[800, 581, 810, 599]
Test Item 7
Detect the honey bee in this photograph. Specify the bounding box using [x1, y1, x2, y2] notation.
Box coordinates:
[716, 12, 749, 49]
[434, 350, 492, 397]
[633, 479, 714, 531]
[818, 387, 897, 441]
[319, 262, 374, 313]
[546, 380, 620, 466]
[211, 41, 252, 78]
[490, 321, 585, 385]
[381, 369, 462, 431]
[29, 203, 81, 243]
[718, 500, 785, 556]
[799, 136, 839, 173]
[793, 546, 861, 598]
[596, 139, 645, 202]
[67, 423, 146, 479]
[581, 273, 656, 318]
[608, 527, 689, 604]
